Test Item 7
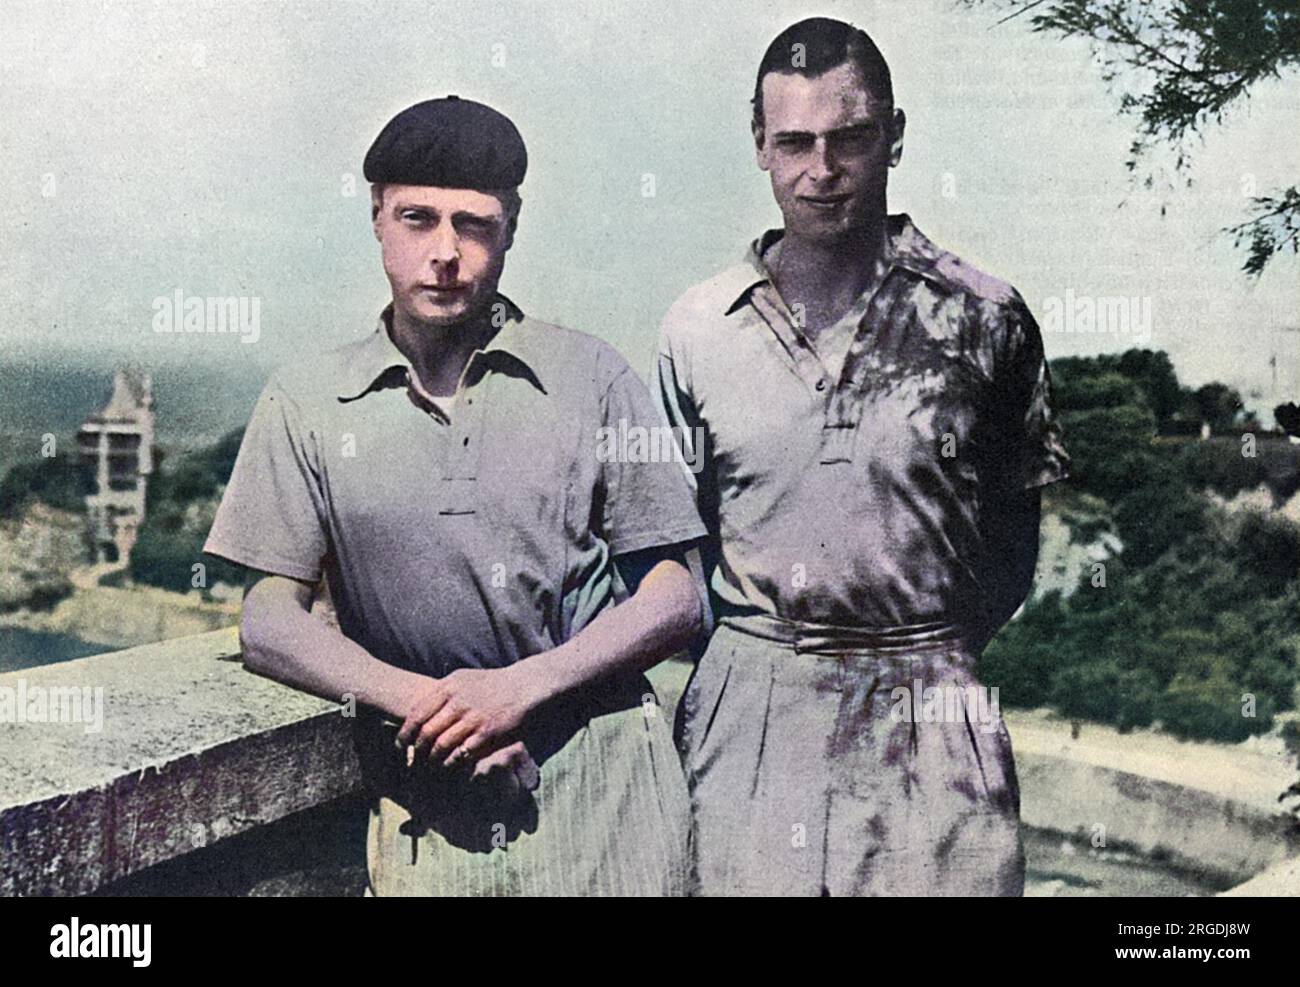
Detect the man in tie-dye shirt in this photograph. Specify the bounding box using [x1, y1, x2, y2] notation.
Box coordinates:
[656, 17, 1070, 896]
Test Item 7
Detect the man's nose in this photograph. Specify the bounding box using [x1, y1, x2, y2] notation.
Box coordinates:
[428, 223, 460, 269]
[807, 137, 836, 182]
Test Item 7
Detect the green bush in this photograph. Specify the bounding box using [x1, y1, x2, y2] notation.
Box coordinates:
[1155, 673, 1274, 742]
[129, 501, 243, 592]
[1053, 370, 1147, 413]
[129, 512, 203, 593]
[129, 427, 247, 592]
[988, 351, 1300, 743]
[0, 451, 92, 519]
[978, 591, 1068, 706]
[1056, 404, 1159, 502]
[146, 428, 243, 508]
[1112, 481, 1210, 567]
[1177, 441, 1271, 498]
[1232, 510, 1300, 598]
[1050, 659, 1124, 723]
[1116, 668, 1161, 732]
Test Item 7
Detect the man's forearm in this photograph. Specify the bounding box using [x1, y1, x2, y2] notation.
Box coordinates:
[242, 594, 427, 720]
[512, 558, 701, 706]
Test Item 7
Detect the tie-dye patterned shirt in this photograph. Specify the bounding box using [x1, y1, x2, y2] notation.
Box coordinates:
[655, 214, 1070, 629]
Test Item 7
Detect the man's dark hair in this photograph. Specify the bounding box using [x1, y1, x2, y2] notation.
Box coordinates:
[752, 17, 893, 136]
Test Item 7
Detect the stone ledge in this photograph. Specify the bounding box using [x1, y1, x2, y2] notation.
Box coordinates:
[1015, 751, 1296, 884]
[0, 628, 362, 896]
[3, 635, 1297, 895]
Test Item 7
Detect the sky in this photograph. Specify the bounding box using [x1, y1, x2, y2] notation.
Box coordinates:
[3, 0, 1298, 414]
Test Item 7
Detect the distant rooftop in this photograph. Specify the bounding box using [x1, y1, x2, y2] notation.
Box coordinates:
[84, 367, 152, 425]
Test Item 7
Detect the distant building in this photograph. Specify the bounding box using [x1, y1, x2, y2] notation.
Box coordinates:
[77, 368, 154, 564]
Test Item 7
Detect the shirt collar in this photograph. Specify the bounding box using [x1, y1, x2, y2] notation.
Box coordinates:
[720, 212, 942, 315]
[336, 293, 539, 401]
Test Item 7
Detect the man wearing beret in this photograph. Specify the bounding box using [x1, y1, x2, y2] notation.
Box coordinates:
[204, 96, 709, 895]
[656, 18, 1070, 895]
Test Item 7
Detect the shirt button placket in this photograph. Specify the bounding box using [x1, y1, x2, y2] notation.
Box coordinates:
[438, 371, 486, 516]
[820, 386, 857, 465]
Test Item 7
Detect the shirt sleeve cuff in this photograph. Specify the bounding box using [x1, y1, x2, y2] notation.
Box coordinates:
[201, 538, 322, 584]
[607, 521, 709, 558]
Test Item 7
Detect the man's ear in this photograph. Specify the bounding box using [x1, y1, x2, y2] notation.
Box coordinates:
[498, 193, 520, 251]
[888, 107, 906, 168]
[753, 120, 771, 171]
[370, 185, 385, 241]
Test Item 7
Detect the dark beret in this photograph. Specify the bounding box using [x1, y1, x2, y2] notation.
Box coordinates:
[364, 96, 527, 190]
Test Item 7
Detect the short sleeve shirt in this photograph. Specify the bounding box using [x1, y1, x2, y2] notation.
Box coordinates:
[204, 298, 707, 676]
[655, 214, 1070, 629]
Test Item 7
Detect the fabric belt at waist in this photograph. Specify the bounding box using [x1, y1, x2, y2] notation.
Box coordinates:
[718, 613, 971, 657]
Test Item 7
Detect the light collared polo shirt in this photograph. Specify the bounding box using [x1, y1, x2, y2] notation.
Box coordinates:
[655, 214, 1070, 630]
[204, 297, 707, 676]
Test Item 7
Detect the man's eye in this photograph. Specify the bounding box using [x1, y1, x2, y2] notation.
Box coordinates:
[776, 137, 813, 151]
[401, 212, 432, 224]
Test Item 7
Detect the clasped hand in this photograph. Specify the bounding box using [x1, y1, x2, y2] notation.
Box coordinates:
[395, 665, 545, 798]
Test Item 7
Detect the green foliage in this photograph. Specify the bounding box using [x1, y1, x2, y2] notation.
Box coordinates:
[964, 0, 1300, 276]
[1194, 382, 1245, 432]
[130, 502, 245, 594]
[1055, 403, 1157, 502]
[146, 428, 244, 509]
[983, 521, 1298, 741]
[1112, 480, 1210, 568]
[1053, 366, 1148, 413]
[1276, 402, 1300, 439]
[130, 428, 246, 592]
[1234, 509, 1300, 597]
[1228, 186, 1300, 279]
[1115, 668, 1162, 732]
[1176, 440, 1271, 497]
[1047, 659, 1121, 723]
[979, 591, 1069, 707]
[1283, 720, 1300, 759]
[0, 451, 92, 519]
[1156, 673, 1274, 743]
[128, 513, 198, 593]
[1116, 349, 1183, 424]
[0, 504, 84, 612]
[979, 347, 1300, 743]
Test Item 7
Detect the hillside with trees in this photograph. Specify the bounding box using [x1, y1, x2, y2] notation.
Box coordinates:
[128, 428, 247, 594]
[980, 348, 1300, 743]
